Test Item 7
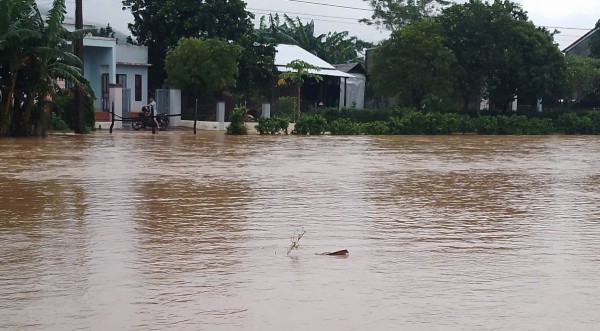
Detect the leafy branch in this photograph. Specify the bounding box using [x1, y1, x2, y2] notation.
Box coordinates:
[287, 228, 306, 255]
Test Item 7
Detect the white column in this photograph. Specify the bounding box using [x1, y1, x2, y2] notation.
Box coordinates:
[109, 84, 123, 128]
[217, 101, 225, 131]
[261, 103, 271, 118]
[169, 89, 181, 127]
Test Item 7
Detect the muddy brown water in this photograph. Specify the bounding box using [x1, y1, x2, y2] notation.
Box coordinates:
[1, 132, 600, 330]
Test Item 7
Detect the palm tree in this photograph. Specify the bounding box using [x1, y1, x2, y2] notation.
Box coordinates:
[0, 0, 90, 136]
[277, 60, 323, 121]
[257, 14, 373, 65]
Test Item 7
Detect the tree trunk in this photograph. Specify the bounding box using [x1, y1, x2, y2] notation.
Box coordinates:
[73, 0, 86, 134]
[295, 85, 301, 122]
[1, 76, 18, 136]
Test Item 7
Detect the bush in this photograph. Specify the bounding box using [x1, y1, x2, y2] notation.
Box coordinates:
[329, 118, 361, 135]
[255, 115, 290, 134]
[361, 121, 390, 135]
[226, 105, 248, 135]
[51, 87, 95, 132]
[473, 115, 498, 134]
[292, 114, 328, 135]
[272, 96, 296, 119]
[48, 112, 70, 131]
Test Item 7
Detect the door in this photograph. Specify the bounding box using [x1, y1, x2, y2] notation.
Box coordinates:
[155, 89, 170, 115]
[122, 88, 131, 120]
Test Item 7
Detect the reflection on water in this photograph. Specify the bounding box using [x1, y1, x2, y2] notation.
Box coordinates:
[1, 133, 600, 330]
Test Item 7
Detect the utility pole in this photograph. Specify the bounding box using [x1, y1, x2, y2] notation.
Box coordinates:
[73, 0, 85, 133]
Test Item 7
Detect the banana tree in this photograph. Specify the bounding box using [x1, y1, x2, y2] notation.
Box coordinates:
[277, 59, 323, 121]
[0, 0, 91, 136]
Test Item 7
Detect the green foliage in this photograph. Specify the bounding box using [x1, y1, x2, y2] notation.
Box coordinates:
[123, 0, 273, 94]
[329, 118, 362, 135]
[92, 23, 115, 38]
[257, 14, 373, 63]
[590, 20, 600, 59]
[48, 112, 69, 131]
[292, 114, 328, 135]
[49, 87, 95, 132]
[165, 37, 243, 98]
[361, 0, 451, 30]
[438, 0, 566, 111]
[278, 60, 323, 120]
[255, 116, 290, 134]
[361, 121, 390, 135]
[370, 19, 456, 109]
[272, 96, 296, 118]
[564, 56, 600, 106]
[0, 0, 92, 136]
[226, 105, 248, 135]
[311, 107, 395, 123]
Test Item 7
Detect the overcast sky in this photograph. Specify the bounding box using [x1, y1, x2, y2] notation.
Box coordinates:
[44, 0, 600, 50]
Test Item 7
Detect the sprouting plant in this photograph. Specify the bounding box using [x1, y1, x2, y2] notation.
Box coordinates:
[287, 228, 306, 255]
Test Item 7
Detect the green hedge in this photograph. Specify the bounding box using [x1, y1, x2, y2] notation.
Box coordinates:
[286, 107, 600, 135]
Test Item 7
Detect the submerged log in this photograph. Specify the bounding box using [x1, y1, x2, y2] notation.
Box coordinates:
[316, 249, 349, 256]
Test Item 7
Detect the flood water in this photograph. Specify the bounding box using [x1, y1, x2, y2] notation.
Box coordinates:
[1, 131, 600, 331]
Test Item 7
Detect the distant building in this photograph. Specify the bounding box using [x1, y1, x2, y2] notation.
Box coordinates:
[275, 44, 355, 110]
[333, 63, 367, 109]
[563, 28, 599, 57]
[61, 17, 150, 120]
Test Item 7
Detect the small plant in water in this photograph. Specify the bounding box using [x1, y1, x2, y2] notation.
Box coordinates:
[287, 228, 306, 255]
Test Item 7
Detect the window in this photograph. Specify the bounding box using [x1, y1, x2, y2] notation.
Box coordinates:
[101, 73, 109, 111]
[135, 74, 142, 101]
[116, 74, 127, 88]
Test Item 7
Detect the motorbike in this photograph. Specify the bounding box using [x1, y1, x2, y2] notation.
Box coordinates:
[131, 106, 169, 131]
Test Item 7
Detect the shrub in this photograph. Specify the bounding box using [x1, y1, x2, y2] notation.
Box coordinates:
[525, 117, 554, 135]
[329, 118, 361, 135]
[362, 121, 390, 135]
[48, 112, 70, 131]
[255, 115, 290, 134]
[226, 105, 248, 135]
[292, 114, 328, 135]
[473, 115, 498, 134]
[272, 96, 296, 119]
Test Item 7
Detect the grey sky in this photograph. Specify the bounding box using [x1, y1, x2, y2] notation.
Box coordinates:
[47, 0, 600, 50]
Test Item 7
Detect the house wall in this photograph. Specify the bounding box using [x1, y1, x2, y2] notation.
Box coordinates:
[116, 44, 148, 64]
[116, 44, 149, 113]
[115, 65, 148, 113]
[83, 46, 115, 111]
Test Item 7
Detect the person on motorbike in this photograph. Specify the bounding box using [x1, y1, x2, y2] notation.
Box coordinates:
[146, 97, 159, 132]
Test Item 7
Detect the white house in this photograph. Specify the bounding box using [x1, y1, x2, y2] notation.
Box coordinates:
[60, 16, 150, 122]
[275, 44, 361, 109]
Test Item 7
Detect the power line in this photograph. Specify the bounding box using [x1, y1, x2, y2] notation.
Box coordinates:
[284, 0, 372, 12]
[249, 7, 363, 21]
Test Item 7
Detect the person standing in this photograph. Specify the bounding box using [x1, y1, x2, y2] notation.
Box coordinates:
[147, 97, 159, 133]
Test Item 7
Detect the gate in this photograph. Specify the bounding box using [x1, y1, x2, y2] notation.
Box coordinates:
[122, 88, 131, 120]
[155, 89, 170, 114]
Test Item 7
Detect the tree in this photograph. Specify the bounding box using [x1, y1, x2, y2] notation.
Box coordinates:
[564, 56, 600, 106]
[1, 0, 91, 136]
[122, 0, 275, 94]
[92, 23, 116, 38]
[439, 0, 565, 111]
[361, 0, 450, 30]
[258, 14, 373, 64]
[370, 19, 455, 109]
[277, 60, 323, 120]
[164, 37, 243, 99]
[590, 19, 600, 59]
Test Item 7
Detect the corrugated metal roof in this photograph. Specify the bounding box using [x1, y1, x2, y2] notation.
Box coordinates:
[275, 44, 353, 78]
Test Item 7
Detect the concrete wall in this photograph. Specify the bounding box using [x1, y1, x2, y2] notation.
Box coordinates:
[115, 64, 148, 113]
[83, 45, 114, 111]
[116, 44, 148, 64]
